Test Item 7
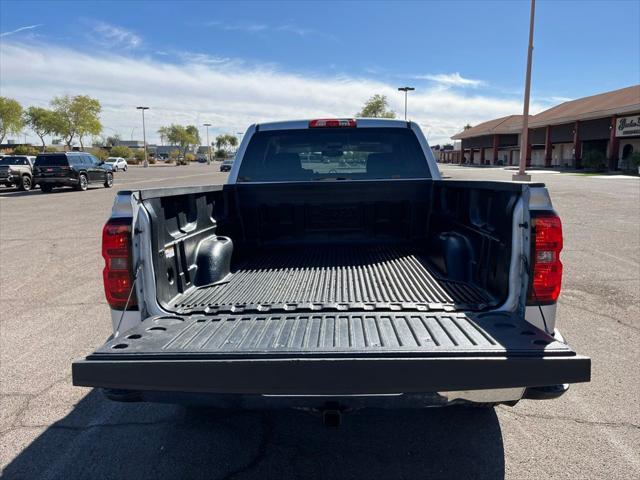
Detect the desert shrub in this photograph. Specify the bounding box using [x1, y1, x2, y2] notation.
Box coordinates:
[132, 150, 145, 162]
[12, 145, 39, 155]
[215, 148, 226, 159]
[110, 145, 132, 158]
[582, 150, 607, 170]
[185, 153, 196, 163]
[89, 148, 109, 161]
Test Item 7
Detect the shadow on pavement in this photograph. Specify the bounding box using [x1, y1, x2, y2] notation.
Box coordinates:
[0, 186, 109, 198]
[4, 389, 505, 480]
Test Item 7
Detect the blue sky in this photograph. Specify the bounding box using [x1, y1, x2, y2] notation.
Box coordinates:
[1, 0, 639, 144]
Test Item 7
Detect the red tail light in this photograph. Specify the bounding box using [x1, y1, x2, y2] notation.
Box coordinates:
[309, 118, 357, 128]
[528, 212, 563, 304]
[102, 218, 137, 310]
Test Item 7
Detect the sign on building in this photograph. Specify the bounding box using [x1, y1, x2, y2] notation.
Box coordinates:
[616, 115, 640, 137]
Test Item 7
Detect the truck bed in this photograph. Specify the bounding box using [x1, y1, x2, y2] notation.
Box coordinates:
[171, 246, 495, 315]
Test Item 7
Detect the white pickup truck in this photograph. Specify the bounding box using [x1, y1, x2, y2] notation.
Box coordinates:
[73, 118, 590, 413]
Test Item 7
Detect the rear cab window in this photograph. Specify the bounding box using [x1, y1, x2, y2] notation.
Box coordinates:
[0, 157, 28, 165]
[34, 154, 69, 167]
[237, 127, 430, 182]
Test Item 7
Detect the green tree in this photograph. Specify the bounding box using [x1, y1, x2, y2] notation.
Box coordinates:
[213, 135, 227, 150]
[214, 134, 228, 151]
[106, 134, 121, 147]
[0, 97, 24, 144]
[24, 107, 60, 151]
[164, 124, 199, 156]
[463, 124, 472, 130]
[110, 145, 132, 158]
[51, 95, 102, 149]
[157, 126, 170, 146]
[185, 125, 200, 151]
[356, 94, 396, 118]
[13, 145, 39, 155]
[215, 134, 238, 152]
[133, 149, 146, 162]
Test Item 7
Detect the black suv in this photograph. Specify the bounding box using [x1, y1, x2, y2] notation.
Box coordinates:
[34, 152, 113, 193]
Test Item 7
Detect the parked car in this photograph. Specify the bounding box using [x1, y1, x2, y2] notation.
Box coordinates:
[219, 158, 233, 171]
[106, 157, 128, 171]
[73, 118, 590, 416]
[34, 152, 113, 193]
[0, 155, 36, 191]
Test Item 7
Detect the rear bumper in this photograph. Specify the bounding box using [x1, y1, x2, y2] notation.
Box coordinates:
[102, 387, 527, 408]
[73, 354, 590, 396]
[36, 177, 78, 186]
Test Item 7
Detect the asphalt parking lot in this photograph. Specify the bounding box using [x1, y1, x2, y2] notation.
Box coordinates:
[1, 163, 638, 479]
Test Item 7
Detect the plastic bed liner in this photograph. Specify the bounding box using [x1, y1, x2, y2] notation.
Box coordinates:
[171, 246, 495, 315]
[72, 312, 591, 395]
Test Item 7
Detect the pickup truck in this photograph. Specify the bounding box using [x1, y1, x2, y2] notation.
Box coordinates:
[73, 118, 590, 412]
[0, 155, 36, 191]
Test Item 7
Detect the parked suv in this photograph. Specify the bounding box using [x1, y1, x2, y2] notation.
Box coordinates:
[106, 157, 128, 172]
[0, 155, 36, 191]
[34, 152, 113, 193]
[219, 158, 234, 171]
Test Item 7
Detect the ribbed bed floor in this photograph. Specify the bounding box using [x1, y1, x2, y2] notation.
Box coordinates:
[172, 246, 495, 314]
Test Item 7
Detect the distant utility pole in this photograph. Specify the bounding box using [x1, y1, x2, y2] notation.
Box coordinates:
[398, 86, 415, 120]
[136, 106, 149, 168]
[514, 0, 535, 182]
[203, 123, 212, 165]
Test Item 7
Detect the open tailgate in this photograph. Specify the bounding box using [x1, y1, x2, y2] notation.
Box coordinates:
[73, 312, 590, 395]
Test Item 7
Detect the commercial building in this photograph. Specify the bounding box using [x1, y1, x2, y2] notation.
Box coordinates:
[445, 85, 640, 170]
[114, 140, 146, 149]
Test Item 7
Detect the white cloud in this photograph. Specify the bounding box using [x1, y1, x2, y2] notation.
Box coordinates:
[0, 24, 43, 37]
[92, 22, 141, 49]
[415, 72, 485, 88]
[276, 24, 313, 36]
[546, 95, 573, 103]
[0, 42, 550, 145]
[205, 21, 268, 33]
[206, 20, 332, 39]
[176, 51, 236, 66]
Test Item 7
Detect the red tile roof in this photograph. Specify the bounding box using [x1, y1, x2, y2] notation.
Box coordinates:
[451, 115, 527, 139]
[528, 85, 640, 127]
[451, 85, 640, 139]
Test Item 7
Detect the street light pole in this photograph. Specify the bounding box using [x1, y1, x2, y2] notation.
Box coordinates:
[136, 106, 149, 168]
[398, 87, 415, 120]
[203, 123, 212, 165]
[513, 0, 535, 182]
